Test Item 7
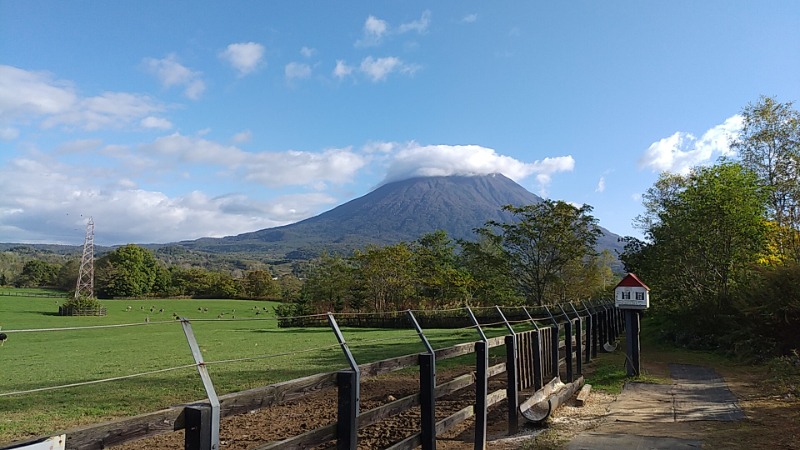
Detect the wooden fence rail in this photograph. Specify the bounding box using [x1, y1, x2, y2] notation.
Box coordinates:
[3, 301, 622, 450]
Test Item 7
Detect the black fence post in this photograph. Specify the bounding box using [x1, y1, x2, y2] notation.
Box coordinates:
[474, 341, 488, 450]
[419, 353, 436, 450]
[563, 318, 573, 382]
[184, 405, 212, 450]
[574, 318, 583, 376]
[505, 335, 519, 435]
[591, 310, 599, 358]
[551, 323, 560, 379]
[532, 329, 543, 390]
[584, 310, 592, 363]
[337, 370, 359, 450]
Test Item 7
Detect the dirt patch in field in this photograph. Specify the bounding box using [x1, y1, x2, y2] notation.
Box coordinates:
[113, 351, 800, 450]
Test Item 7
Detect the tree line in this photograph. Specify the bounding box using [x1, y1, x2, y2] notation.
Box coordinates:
[3, 200, 617, 312]
[621, 96, 800, 357]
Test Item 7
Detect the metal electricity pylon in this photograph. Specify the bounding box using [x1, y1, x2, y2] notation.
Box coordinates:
[74, 217, 95, 299]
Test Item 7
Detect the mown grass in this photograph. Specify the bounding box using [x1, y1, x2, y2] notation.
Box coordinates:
[0, 290, 513, 444]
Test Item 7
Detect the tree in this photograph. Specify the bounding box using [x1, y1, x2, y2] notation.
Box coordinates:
[302, 253, 355, 312]
[241, 270, 279, 299]
[352, 243, 415, 312]
[628, 162, 768, 313]
[477, 201, 601, 305]
[458, 232, 520, 306]
[95, 244, 163, 298]
[14, 259, 59, 288]
[411, 231, 468, 308]
[732, 96, 800, 263]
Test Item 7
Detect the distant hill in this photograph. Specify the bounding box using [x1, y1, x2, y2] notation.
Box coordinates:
[177, 173, 625, 259]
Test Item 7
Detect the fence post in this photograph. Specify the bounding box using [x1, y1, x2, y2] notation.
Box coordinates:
[419, 353, 436, 450]
[521, 307, 544, 390]
[180, 319, 220, 450]
[544, 306, 560, 380]
[571, 304, 583, 377]
[474, 340, 488, 450]
[581, 302, 592, 364]
[184, 405, 212, 450]
[410, 309, 437, 450]
[505, 335, 519, 435]
[337, 370, 358, 450]
[558, 305, 573, 382]
[327, 314, 360, 450]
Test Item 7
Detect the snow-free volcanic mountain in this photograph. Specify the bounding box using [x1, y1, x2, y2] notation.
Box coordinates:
[180, 173, 623, 258]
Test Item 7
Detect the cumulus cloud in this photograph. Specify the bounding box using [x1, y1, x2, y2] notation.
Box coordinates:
[356, 15, 389, 47]
[0, 65, 77, 119]
[360, 56, 420, 82]
[333, 60, 354, 79]
[232, 130, 252, 143]
[141, 116, 173, 130]
[285, 62, 312, 81]
[398, 10, 431, 34]
[0, 156, 327, 244]
[140, 133, 367, 187]
[638, 115, 743, 174]
[0, 127, 19, 140]
[0, 65, 166, 131]
[595, 176, 606, 193]
[220, 42, 265, 76]
[300, 46, 316, 58]
[462, 14, 478, 23]
[143, 54, 206, 99]
[380, 142, 575, 191]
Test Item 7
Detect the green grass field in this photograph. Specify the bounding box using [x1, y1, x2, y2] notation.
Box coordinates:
[0, 289, 510, 444]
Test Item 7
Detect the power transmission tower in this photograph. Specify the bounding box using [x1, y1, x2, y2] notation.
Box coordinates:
[75, 217, 95, 299]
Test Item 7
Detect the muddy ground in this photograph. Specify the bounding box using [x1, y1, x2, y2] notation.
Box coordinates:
[117, 354, 799, 450]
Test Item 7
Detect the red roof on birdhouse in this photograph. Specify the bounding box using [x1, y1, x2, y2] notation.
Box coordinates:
[614, 273, 650, 290]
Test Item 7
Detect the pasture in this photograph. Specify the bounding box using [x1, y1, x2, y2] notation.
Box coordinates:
[0, 290, 506, 444]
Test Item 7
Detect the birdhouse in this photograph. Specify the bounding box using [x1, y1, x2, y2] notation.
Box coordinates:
[614, 273, 650, 309]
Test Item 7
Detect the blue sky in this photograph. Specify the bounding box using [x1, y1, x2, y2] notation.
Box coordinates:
[1, 2, 799, 246]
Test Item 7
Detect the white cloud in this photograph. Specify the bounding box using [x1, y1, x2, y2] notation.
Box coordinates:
[0, 66, 165, 130]
[398, 10, 431, 34]
[143, 54, 206, 99]
[462, 14, 478, 23]
[638, 115, 743, 174]
[360, 56, 420, 82]
[141, 133, 367, 188]
[0, 65, 77, 119]
[0, 127, 19, 140]
[285, 62, 312, 81]
[595, 176, 606, 193]
[333, 60, 354, 79]
[380, 142, 575, 191]
[141, 116, 173, 130]
[356, 15, 388, 47]
[300, 46, 316, 58]
[220, 42, 266, 76]
[232, 130, 252, 143]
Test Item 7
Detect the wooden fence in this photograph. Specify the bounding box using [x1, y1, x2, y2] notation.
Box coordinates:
[4, 301, 623, 450]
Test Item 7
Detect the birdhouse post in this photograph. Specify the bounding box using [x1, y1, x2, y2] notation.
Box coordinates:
[614, 273, 650, 377]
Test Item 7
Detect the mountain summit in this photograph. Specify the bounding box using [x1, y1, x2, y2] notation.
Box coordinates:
[181, 173, 621, 257]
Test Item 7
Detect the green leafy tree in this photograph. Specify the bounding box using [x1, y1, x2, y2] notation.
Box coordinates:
[95, 244, 162, 298]
[411, 231, 469, 308]
[626, 162, 769, 323]
[352, 243, 415, 312]
[457, 233, 520, 306]
[302, 253, 354, 312]
[14, 259, 60, 288]
[477, 201, 601, 305]
[241, 269, 279, 299]
[731, 96, 800, 263]
[55, 259, 81, 291]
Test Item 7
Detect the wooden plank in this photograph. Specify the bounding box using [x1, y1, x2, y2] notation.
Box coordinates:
[386, 404, 475, 450]
[576, 384, 592, 407]
[253, 424, 336, 450]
